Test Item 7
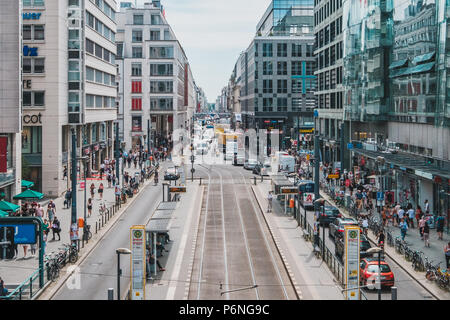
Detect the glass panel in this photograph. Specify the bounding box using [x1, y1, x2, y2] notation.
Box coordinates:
[34, 58, 45, 73]
[23, 25, 32, 40]
[23, 58, 32, 73]
[23, 92, 32, 106]
[34, 25, 45, 40]
[34, 91, 45, 106]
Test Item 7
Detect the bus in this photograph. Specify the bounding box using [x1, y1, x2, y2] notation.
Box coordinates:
[298, 180, 315, 210]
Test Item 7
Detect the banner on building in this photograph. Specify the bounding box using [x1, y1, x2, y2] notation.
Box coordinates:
[0, 137, 8, 173]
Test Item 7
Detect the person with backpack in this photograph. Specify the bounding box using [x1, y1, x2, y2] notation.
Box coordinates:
[64, 189, 72, 209]
[52, 217, 61, 241]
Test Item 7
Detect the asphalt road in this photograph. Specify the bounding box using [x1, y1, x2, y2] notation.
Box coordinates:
[51, 171, 165, 300]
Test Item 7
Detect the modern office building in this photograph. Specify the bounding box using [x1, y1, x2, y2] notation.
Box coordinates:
[318, 0, 450, 223]
[21, 0, 118, 196]
[227, 0, 316, 151]
[0, 0, 22, 202]
[116, 1, 196, 152]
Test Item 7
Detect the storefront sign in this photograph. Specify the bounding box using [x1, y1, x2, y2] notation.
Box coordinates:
[130, 225, 146, 300]
[328, 174, 340, 179]
[23, 45, 38, 56]
[300, 128, 314, 133]
[281, 187, 298, 194]
[415, 170, 433, 180]
[22, 113, 42, 124]
[344, 226, 360, 300]
[303, 193, 314, 207]
[22, 12, 42, 20]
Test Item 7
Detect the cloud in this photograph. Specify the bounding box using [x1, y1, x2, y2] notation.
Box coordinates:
[130, 0, 272, 102]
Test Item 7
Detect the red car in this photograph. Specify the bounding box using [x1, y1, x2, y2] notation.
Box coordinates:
[360, 258, 395, 289]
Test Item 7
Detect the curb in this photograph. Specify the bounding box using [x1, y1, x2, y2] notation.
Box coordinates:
[36, 171, 157, 300]
[319, 191, 445, 300]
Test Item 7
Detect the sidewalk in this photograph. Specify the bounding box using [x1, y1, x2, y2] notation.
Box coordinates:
[319, 188, 450, 300]
[253, 181, 344, 300]
[0, 164, 145, 290]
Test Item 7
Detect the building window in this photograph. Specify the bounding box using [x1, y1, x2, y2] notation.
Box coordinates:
[277, 98, 288, 112]
[131, 63, 142, 76]
[164, 30, 171, 40]
[150, 98, 173, 110]
[277, 61, 287, 75]
[150, 81, 173, 93]
[131, 98, 142, 111]
[292, 61, 302, 76]
[132, 46, 143, 58]
[23, 25, 32, 40]
[23, 91, 45, 107]
[149, 46, 174, 59]
[263, 80, 273, 93]
[292, 79, 302, 93]
[132, 81, 142, 93]
[263, 43, 273, 57]
[133, 14, 144, 25]
[263, 61, 273, 75]
[22, 126, 42, 155]
[292, 44, 302, 57]
[150, 63, 173, 76]
[151, 14, 161, 25]
[95, 43, 103, 58]
[263, 98, 273, 112]
[150, 30, 160, 41]
[23, 58, 45, 74]
[132, 30, 142, 42]
[23, 0, 45, 6]
[277, 80, 287, 94]
[277, 43, 287, 57]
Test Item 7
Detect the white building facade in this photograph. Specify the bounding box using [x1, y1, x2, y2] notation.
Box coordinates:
[21, 0, 118, 197]
[116, 1, 196, 152]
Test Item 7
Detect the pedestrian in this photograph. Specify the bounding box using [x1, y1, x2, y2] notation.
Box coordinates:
[381, 206, 387, 226]
[445, 242, 450, 268]
[419, 216, 426, 240]
[42, 232, 47, 256]
[21, 243, 28, 259]
[100, 163, 105, 180]
[63, 165, 67, 180]
[267, 191, 273, 213]
[313, 221, 320, 252]
[398, 206, 405, 224]
[52, 217, 61, 241]
[0, 277, 8, 297]
[65, 188, 72, 209]
[46, 206, 54, 224]
[407, 206, 415, 228]
[424, 199, 430, 215]
[415, 206, 422, 228]
[43, 219, 50, 236]
[107, 173, 112, 188]
[98, 183, 104, 200]
[48, 200, 56, 217]
[87, 198, 93, 217]
[115, 186, 121, 204]
[436, 215, 445, 241]
[423, 222, 430, 247]
[90, 183, 95, 198]
[30, 243, 37, 257]
[362, 216, 369, 236]
[35, 204, 43, 218]
[399, 218, 408, 241]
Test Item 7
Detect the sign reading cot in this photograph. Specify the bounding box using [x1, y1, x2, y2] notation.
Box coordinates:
[22, 13, 42, 20]
[23, 113, 42, 124]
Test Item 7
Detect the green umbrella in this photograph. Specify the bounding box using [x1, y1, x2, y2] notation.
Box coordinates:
[0, 210, 9, 217]
[13, 189, 44, 200]
[21, 180, 35, 188]
[0, 200, 20, 213]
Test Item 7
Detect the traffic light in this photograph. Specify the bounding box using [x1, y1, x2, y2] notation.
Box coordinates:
[0, 226, 15, 260]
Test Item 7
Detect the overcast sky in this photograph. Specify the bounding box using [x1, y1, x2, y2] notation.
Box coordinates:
[126, 0, 272, 102]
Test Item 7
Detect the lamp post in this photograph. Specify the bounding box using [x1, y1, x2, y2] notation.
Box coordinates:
[116, 247, 131, 300]
[315, 198, 326, 259]
[367, 246, 383, 301]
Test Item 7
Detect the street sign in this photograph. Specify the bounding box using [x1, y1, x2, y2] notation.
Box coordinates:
[344, 226, 360, 300]
[303, 193, 314, 207]
[280, 187, 298, 194]
[169, 186, 187, 193]
[347, 143, 354, 150]
[377, 192, 384, 201]
[0, 223, 37, 244]
[130, 225, 146, 300]
[328, 174, 340, 179]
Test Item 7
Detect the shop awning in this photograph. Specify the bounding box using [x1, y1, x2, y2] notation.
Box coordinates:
[390, 62, 435, 78]
[412, 51, 435, 65]
[0, 200, 20, 213]
[21, 180, 35, 188]
[13, 189, 44, 200]
[389, 59, 408, 69]
[0, 210, 9, 217]
[351, 148, 450, 180]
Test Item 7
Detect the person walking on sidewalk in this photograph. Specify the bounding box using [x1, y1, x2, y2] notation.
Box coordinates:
[399, 218, 408, 241]
[398, 206, 405, 225]
[65, 189, 72, 209]
[424, 199, 430, 215]
[52, 217, 61, 241]
[415, 206, 423, 229]
[267, 191, 273, 213]
[423, 222, 430, 247]
[107, 173, 112, 188]
[419, 216, 426, 240]
[407, 206, 415, 228]
[87, 198, 93, 218]
[445, 242, 450, 268]
[46, 206, 54, 224]
[90, 183, 95, 199]
[98, 183, 104, 200]
[436, 215, 445, 241]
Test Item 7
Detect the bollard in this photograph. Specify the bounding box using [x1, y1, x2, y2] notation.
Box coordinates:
[95, 221, 98, 234]
[261, 175, 263, 183]
[391, 287, 397, 300]
[200, 178, 202, 185]
[254, 176, 257, 185]
[108, 288, 114, 300]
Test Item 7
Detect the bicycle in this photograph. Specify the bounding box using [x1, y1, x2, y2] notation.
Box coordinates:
[404, 246, 414, 262]
[436, 267, 450, 290]
[83, 224, 92, 241]
[386, 229, 394, 247]
[411, 251, 425, 272]
[62, 243, 79, 263]
[44, 253, 60, 282]
[302, 229, 311, 242]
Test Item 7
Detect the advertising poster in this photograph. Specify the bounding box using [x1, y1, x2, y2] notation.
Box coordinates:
[344, 226, 360, 300]
[130, 225, 146, 300]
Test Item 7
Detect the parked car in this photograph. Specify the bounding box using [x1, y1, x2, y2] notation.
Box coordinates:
[360, 258, 395, 289]
[318, 206, 341, 226]
[244, 159, 258, 170]
[335, 234, 372, 261]
[164, 167, 180, 181]
[328, 217, 359, 241]
[253, 162, 271, 176]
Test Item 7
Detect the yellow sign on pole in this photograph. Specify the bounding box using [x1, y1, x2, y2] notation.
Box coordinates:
[344, 226, 360, 300]
[130, 225, 146, 300]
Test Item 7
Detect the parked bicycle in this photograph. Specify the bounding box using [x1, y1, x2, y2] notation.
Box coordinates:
[44, 253, 60, 282]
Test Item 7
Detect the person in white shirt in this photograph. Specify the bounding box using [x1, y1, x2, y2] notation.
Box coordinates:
[398, 207, 405, 221]
[407, 208, 415, 228]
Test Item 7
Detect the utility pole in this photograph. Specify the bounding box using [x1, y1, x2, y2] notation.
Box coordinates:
[314, 120, 320, 210]
[71, 128, 77, 225]
[115, 122, 120, 184]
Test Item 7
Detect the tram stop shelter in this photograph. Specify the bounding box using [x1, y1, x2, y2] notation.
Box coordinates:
[145, 201, 177, 275]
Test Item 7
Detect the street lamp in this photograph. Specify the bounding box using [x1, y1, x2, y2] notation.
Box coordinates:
[314, 198, 326, 259]
[367, 246, 383, 301]
[116, 247, 131, 300]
